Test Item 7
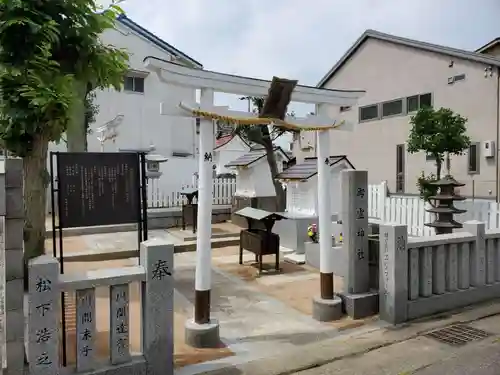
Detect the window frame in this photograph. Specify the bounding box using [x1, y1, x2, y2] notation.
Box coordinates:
[425, 153, 436, 161]
[407, 93, 433, 113]
[381, 98, 404, 118]
[467, 142, 480, 174]
[123, 71, 147, 94]
[358, 104, 380, 123]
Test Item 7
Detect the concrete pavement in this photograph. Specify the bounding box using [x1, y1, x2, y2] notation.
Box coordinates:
[195, 300, 500, 375]
[292, 312, 500, 375]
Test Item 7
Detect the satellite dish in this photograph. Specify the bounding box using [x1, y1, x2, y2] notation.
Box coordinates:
[96, 115, 124, 150]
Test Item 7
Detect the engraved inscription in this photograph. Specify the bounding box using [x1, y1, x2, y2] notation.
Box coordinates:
[57, 152, 140, 228]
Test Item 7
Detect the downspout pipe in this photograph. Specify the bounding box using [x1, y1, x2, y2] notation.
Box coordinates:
[496, 67, 500, 203]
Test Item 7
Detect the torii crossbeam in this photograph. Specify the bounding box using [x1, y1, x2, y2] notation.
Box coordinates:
[146, 56, 365, 347]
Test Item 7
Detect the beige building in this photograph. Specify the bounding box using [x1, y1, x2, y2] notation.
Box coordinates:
[297, 30, 500, 199]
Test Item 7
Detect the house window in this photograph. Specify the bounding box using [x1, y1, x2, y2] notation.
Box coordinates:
[407, 93, 432, 112]
[359, 104, 379, 122]
[396, 144, 405, 193]
[124, 75, 145, 93]
[340, 106, 351, 113]
[426, 153, 436, 161]
[468, 142, 480, 174]
[382, 99, 403, 117]
[448, 74, 466, 84]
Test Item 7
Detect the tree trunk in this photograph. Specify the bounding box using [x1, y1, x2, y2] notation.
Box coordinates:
[23, 133, 49, 288]
[66, 80, 88, 152]
[261, 126, 286, 212]
[445, 153, 451, 176]
[435, 158, 442, 180]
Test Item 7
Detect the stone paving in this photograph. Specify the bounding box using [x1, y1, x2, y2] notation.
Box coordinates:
[45, 231, 377, 374]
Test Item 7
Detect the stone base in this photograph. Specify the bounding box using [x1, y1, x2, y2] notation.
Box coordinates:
[273, 215, 317, 254]
[338, 290, 379, 319]
[283, 252, 305, 265]
[312, 296, 343, 322]
[305, 242, 347, 278]
[185, 319, 220, 348]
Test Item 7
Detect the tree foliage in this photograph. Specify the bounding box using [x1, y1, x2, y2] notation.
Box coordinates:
[234, 96, 297, 146]
[230, 96, 296, 211]
[0, 0, 128, 156]
[0, 0, 130, 266]
[85, 90, 100, 133]
[407, 106, 470, 200]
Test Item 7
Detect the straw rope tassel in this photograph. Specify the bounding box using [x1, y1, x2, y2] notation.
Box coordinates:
[178, 103, 344, 131]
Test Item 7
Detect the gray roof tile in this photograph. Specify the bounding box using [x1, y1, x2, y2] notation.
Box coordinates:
[318, 29, 500, 87]
[225, 146, 290, 168]
[276, 156, 354, 180]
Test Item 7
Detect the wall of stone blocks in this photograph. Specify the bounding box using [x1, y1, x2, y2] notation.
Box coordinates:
[2, 159, 25, 374]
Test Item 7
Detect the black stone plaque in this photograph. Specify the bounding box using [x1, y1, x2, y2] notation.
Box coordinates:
[57, 152, 140, 228]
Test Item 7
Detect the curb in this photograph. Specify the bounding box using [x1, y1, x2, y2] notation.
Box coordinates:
[195, 300, 500, 375]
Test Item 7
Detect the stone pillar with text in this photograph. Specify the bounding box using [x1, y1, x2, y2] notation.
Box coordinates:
[339, 169, 378, 319]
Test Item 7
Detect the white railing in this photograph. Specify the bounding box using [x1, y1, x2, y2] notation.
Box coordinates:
[369, 182, 500, 236]
[147, 176, 236, 208]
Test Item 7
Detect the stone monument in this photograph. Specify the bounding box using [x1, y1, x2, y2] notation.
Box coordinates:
[425, 175, 466, 234]
[338, 169, 378, 319]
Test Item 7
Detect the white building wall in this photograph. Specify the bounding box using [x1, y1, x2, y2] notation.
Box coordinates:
[48, 21, 200, 192]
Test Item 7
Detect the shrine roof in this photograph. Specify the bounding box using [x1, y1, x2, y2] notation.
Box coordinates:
[225, 146, 289, 168]
[276, 155, 354, 181]
[235, 207, 286, 221]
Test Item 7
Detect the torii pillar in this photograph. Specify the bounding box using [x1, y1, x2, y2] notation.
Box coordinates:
[185, 88, 221, 348]
[312, 104, 343, 321]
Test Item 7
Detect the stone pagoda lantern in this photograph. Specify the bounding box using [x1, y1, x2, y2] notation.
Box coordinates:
[425, 175, 466, 234]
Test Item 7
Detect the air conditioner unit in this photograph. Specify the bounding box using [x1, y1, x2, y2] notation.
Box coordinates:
[483, 140, 495, 158]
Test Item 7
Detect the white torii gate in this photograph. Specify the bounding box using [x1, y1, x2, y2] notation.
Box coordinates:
[145, 57, 365, 347]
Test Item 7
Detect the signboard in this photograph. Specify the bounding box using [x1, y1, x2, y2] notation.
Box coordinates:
[57, 152, 140, 228]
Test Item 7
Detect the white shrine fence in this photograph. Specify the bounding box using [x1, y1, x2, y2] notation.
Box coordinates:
[27, 239, 174, 375]
[147, 176, 236, 209]
[368, 181, 500, 236]
[380, 221, 500, 324]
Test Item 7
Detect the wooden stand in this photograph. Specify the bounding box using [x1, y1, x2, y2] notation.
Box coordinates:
[181, 189, 198, 233]
[235, 207, 286, 274]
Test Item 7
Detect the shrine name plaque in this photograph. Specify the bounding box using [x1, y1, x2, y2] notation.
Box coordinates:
[57, 152, 141, 228]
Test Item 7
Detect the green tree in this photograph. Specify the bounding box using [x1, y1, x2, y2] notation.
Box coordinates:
[0, 0, 129, 269]
[407, 106, 470, 200]
[234, 96, 297, 211]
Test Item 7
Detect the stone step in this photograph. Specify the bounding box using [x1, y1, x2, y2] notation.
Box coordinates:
[283, 253, 306, 265]
[59, 236, 241, 262]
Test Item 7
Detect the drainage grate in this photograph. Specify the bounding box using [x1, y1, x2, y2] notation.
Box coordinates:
[425, 324, 491, 346]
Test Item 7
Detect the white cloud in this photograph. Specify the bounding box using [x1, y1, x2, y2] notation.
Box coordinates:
[114, 0, 500, 87]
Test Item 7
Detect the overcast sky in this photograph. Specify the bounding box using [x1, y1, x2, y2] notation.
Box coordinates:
[100, 0, 500, 147]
